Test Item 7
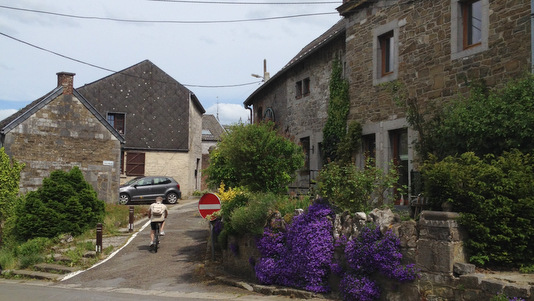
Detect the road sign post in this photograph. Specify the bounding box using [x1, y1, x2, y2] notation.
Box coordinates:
[198, 193, 221, 219]
[199, 193, 221, 261]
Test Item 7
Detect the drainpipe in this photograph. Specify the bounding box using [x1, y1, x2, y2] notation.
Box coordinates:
[245, 105, 253, 124]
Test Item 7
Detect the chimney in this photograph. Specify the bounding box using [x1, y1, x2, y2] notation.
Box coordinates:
[57, 72, 76, 95]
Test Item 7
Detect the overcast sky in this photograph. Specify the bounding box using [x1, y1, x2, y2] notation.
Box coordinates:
[0, 0, 342, 125]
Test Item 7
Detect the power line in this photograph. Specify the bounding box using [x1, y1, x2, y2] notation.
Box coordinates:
[0, 5, 337, 24]
[148, 0, 339, 4]
[0, 31, 262, 89]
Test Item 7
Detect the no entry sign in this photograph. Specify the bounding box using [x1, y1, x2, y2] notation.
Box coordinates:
[198, 193, 221, 219]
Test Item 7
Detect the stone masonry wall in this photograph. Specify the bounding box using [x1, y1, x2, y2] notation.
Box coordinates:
[3, 94, 122, 203]
[217, 210, 533, 300]
[344, 0, 531, 124]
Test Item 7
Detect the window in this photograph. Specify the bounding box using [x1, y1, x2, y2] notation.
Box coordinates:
[295, 77, 310, 99]
[379, 32, 394, 76]
[373, 20, 398, 85]
[390, 129, 409, 201]
[303, 78, 310, 96]
[462, 0, 482, 49]
[126, 152, 145, 176]
[362, 134, 376, 164]
[451, 0, 488, 60]
[296, 81, 302, 99]
[107, 113, 125, 134]
[300, 137, 310, 171]
[264, 108, 275, 121]
[256, 106, 263, 123]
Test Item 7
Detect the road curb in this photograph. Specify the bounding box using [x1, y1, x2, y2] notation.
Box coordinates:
[204, 268, 325, 300]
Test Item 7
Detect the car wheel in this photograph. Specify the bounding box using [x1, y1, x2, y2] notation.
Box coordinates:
[166, 192, 179, 204]
[119, 193, 130, 205]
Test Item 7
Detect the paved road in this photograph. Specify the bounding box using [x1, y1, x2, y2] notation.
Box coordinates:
[47, 198, 295, 300]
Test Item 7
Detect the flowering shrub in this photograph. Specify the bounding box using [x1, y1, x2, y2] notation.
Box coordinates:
[255, 199, 417, 300]
[345, 226, 417, 281]
[255, 201, 335, 293]
[339, 274, 380, 301]
[340, 225, 418, 301]
[216, 183, 243, 203]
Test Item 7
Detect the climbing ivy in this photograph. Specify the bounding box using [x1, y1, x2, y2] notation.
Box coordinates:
[322, 58, 351, 164]
[0, 147, 24, 222]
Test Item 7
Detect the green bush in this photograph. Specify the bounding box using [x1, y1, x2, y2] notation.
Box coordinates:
[205, 122, 304, 194]
[422, 150, 534, 268]
[426, 76, 534, 159]
[317, 159, 399, 213]
[14, 167, 105, 241]
[228, 196, 274, 236]
[0, 248, 16, 270]
[14, 237, 52, 269]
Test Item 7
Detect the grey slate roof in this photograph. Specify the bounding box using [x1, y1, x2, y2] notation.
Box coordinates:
[0, 87, 125, 143]
[244, 19, 346, 106]
[202, 114, 225, 142]
[77, 60, 205, 151]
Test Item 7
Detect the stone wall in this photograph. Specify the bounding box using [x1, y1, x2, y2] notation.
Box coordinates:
[3, 94, 122, 203]
[344, 0, 531, 124]
[217, 210, 533, 300]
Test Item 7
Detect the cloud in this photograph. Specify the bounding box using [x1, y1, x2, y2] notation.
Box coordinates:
[0, 109, 17, 122]
[205, 103, 250, 126]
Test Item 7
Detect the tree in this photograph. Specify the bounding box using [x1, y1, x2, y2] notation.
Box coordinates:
[204, 122, 304, 194]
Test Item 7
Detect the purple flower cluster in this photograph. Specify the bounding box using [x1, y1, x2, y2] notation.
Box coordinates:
[339, 274, 380, 301]
[254, 201, 335, 293]
[344, 226, 417, 282]
[339, 225, 419, 301]
[211, 219, 223, 237]
[229, 242, 239, 256]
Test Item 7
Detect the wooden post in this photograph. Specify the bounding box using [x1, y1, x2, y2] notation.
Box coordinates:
[96, 223, 103, 253]
[129, 206, 134, 233]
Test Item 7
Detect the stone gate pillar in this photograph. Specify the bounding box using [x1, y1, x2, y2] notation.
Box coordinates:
[417, 211, 468, 274]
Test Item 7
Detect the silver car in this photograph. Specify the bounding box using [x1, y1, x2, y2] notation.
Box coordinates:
[119, 176, 181, 205]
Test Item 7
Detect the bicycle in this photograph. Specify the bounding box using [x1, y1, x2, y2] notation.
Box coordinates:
[152, 221, 163, 253]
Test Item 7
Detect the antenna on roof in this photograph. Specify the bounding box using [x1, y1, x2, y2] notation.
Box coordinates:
[216, 97, 219, 122]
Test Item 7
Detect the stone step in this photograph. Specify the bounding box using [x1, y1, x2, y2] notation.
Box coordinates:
[46, 253, 72, 263]
[4, 269, 62, 281]
[33, 263, 79, 274]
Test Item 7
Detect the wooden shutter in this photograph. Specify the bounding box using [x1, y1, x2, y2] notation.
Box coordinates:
[126, 152, 145, 176]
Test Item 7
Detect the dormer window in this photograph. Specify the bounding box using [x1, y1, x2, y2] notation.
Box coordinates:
[107, 113, 125, 134]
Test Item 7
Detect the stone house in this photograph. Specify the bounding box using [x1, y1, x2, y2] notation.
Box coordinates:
[244, 0, 531, 199]
[200, 114, 226, 191]
[77, 60, 205, 197]
[244, 20, 346, 192]
[0, 72, 125, 203]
